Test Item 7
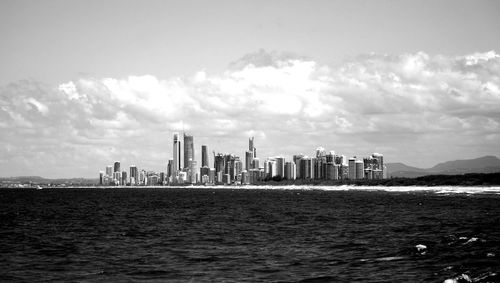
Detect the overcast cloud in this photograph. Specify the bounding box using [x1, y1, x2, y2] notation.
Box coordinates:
[1, 50, 499, 177]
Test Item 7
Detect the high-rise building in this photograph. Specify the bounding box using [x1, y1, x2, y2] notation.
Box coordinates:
[130, 165, 138, 186]
[121, 171, 127, 185]
[316, 147, 326, 158]
[200, 166, 210, 183]
[173, 133, 182, 175]
[140, 170, 146, 185]
[275, 157, 285, 178]
[183, 133, 194, 170]
[325, 163, 335, 180]
[326, 151, 334, 163]
[214, 153, 225, 183]
[300, 156, 311, 179]
[333, 164, 340, 180]
[314, 157, 323, 179]
[249, 137, 256, 157]
[326, 151, 336, 180]
[99, 171, 104, 185]
[284, 161, 296, 180]
[113, 171, 122, 185]
[209, 168, 216, 184]
[201, 145, 209, 167]
[106, 165, 113, 177]
[114, 161, 120, 173]
[348, 158, 356, 179]
[265, 158, 277, 178]
[252, 158, 260, 169]
[241, 170, 249, 184]
[160, 172, 165, 184]
[293, 154, 304, 179]
[245, 150, 253, 170]
[189, 160, 197, 184]
[167, 159, 173, 179]
[334, 155, 343, 165]
[355, 160, 364, 179]
[235, 158, 243, 180]
[372, 153, 384, 169]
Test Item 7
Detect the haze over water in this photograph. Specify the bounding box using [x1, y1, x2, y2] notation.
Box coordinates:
[1, 187, 499, 282]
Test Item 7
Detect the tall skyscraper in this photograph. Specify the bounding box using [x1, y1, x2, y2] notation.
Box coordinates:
[173, 133, 182, 175]
[114, 161, 120, 173]
[249, 137, 256, 158]
[184, 133, 194, 170]
[201, 145, 209, 167]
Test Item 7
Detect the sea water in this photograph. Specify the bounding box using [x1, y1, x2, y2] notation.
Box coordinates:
[1, 187, 499, 282]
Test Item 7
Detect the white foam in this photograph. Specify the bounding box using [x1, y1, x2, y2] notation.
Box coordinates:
[186, 185, 500, 194]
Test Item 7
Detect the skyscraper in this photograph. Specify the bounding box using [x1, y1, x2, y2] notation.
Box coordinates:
[348, 158, 356, 179]
[249, 137, 256, 158]
[201, 145, 209, 167]
[114, 161, 120, 173]
[214, 153, 225, 183]
[293, 154, 304, 179]
[173, 132, 182, 175]
[130, 165, 138, 185]
[300, 156, 311, 179]
[284, 161, 296, 180]
[99, 171, 104, 185]
[245, 150, 253, 170]
[184, 133, 194, 170]
[189, 160, 197, 184]
[167, 159, 173, 179]
[316, 147, 326, 158]
[252, 157, 260, 169]
[356, 160, 365, 179]
[121, 171, 127, 185]
[276, 157, 285, 178]
[105, 165, 113, 176]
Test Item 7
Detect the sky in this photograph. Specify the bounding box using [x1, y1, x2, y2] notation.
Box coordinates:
[1, 0, 500, 178]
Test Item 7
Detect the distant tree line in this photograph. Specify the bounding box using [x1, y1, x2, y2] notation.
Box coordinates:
[258, 172, 500, 186]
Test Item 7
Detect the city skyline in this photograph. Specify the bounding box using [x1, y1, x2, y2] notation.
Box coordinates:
[99, 133, 385, 186]
[1, 1, 500, 178]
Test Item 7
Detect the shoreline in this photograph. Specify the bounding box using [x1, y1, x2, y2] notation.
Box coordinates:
[3, 184, 500, 194]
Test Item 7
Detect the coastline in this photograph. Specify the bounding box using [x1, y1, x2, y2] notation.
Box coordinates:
[4, 184, 500, 194]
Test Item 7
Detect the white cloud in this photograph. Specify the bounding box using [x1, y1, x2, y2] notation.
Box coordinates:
[1, 50, 500, 177]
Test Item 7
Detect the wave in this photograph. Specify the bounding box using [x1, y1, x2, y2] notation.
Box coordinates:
[182, 185, 500, 194]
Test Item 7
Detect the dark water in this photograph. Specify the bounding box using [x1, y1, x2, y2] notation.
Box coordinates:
[1, 188, 499, 282]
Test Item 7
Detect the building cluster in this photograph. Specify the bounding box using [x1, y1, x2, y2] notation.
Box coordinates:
[99, 162, 167, 186]
[99, 133, 387, 186]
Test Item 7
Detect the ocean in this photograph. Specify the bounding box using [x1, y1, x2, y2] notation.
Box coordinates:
[1, 187, 499, 282]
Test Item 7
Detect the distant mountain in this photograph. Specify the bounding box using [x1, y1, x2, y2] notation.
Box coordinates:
[387, 156, 500, 178]
[386, 163, 426, 173]
[429, 156, 500, 173]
